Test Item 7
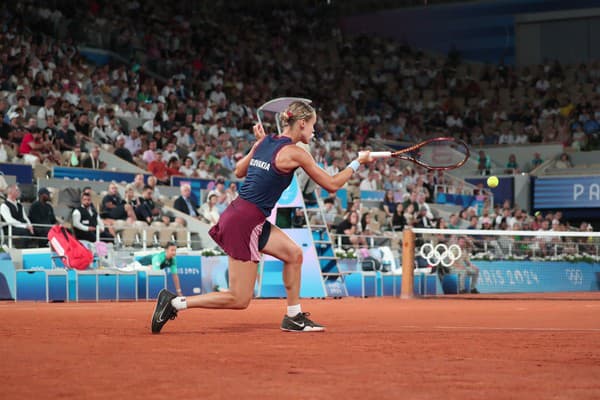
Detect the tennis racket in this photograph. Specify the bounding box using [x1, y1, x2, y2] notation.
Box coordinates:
[366, 137, 470, 170]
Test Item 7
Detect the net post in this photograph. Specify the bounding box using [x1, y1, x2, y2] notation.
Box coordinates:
[401, 228, 415, 299]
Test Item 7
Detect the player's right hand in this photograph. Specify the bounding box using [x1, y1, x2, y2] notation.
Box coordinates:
[357, 151, 373, 164]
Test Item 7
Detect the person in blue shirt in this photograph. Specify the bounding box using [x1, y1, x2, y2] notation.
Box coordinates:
[151, 100, 373, 334]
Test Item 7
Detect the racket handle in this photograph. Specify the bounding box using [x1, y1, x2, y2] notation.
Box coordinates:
[369, 151, 392, 159]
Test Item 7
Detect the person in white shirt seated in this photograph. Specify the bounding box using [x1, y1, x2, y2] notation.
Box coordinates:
[0, 185, 35, 248]
[198, 193, 220, 226]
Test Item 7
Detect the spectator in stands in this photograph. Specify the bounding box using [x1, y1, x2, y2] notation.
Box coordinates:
[124, 184, 141, 209]
[18, 127, 45, 164]
[146, 176, 162, 198]
[225, 182, 239, 204]
[402, 191, 419, 213]
[72, 191, 114, 243]
[114, 135, 135, 164]
[166, 156, 182, 177]
[74, 114, 91, 137]
[65, 145, 84, 167]
[142, 140, 158, 165]
[101, 182, 136, 224]
[359, 170, 380, 190]
[203, 143, 221, 170]
[91, 117, 111, 144]
[28, 187, 57, 246]
[361, 211, 383, 238]
[147, 150, 170, 184]
[477, 150, 491, 176]
[452, 236, 480, 294]
[125, 128, 143, 158]
[135, 185, 164, 225]
[207, 178, 229, 214]
[82, 146, 105, 169]
[505, 154, 519, 174]
[198, 193, 220, 226]
[220, 146, 236, 172]
[7, 96, 28, 120]
[555, 153, 573, 169]
[142, 116, 162, 136]
[416, 193, 433, 220]
[178, 156, 197, 177]
[336, 210, 367, 249]
[195, 159, 211, 179]
[173, 184, 199, 218]
[0, 185, 35, 248]
[132, 174, 145, 194]
[391, 203, 407, 232]
[56, 117, 78, 151]
[382, 189, 396, 221]
[163, 142, 179, 161]
[530, 152, 543, 169]
[36, 96, 55, 121]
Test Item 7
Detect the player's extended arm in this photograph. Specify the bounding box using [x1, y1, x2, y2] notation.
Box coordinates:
[279, 146, 372, 193]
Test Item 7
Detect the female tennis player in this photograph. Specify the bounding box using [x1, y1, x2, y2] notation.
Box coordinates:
[151, 100, 373, 333]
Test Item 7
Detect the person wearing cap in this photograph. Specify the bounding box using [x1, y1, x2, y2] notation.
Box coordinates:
[28, 187, 58, 246]
[139, 99, 155, 120]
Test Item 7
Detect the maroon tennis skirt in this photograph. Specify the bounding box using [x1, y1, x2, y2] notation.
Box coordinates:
[209, 197, 268, 262]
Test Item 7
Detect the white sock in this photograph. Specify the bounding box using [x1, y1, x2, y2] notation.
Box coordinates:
[287, 304, 301, 317]
[171, 297, 188, 311]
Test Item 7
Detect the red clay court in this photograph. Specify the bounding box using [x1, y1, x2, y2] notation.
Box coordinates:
[1, 295, 599, 400]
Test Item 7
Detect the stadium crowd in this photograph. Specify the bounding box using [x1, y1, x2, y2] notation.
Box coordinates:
[0, 0, 597, 250]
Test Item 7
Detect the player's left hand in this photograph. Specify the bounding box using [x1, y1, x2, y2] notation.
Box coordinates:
[253, 123, 266, 141]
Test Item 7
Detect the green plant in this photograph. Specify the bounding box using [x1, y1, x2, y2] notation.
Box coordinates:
[334, 247, 357, 259]
[199, 248, 225, 257]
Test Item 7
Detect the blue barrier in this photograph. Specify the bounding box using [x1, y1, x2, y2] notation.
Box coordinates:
[476, 261, 600, 293]
[53, 166, 149, 184]
[259, 229, 326, 298]
[360, 190, 385, 202]
[0, 260, 16, 300]
[0, 163, 32, 184]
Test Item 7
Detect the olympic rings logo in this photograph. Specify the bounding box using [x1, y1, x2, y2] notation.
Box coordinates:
[419, 243, 462, 267]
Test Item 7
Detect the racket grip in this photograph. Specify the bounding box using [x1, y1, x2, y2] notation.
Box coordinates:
[369, 151, 392, 159]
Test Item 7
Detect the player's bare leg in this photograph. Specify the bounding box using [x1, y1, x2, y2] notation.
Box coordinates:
[185, 258, 258, 309]
[261, 225, 325, 332]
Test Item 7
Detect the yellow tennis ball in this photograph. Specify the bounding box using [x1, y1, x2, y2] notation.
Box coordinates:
[487, 176, 499, 188]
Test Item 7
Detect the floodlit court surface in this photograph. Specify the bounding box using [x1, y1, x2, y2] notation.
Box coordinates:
[1, 295, 599, 400]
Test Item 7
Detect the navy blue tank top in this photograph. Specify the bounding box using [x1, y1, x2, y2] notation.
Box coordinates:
[239, 135, 295, 216]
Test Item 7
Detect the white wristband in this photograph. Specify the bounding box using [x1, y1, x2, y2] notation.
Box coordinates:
[348, 160, 360, 172]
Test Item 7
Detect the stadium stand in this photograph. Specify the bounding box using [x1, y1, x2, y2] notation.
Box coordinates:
[0, 0, 598, 272]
